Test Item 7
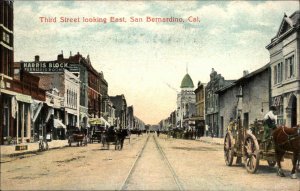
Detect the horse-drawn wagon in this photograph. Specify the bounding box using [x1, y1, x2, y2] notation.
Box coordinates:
[89, 126, 105, 143]
[224, 117, 299, 178]
[68, 130, 88, 147]
[101, 128, 128, 150]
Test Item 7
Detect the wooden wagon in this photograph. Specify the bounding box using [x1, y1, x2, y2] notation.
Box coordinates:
[224, 118, 296, 173]
[68, 130, 88, 147]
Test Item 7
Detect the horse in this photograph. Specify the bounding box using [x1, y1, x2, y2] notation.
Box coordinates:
[116, 129, 129, 149]
[272, 125, 300, 179]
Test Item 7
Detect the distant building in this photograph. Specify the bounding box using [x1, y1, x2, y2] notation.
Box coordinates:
[176, 72, 196, 130]
[110, 94, 127, 129]
[205, 68, 234, 137]
[134, 116, 145, 130]
[266, 10, 300, 127]
[127, 106, 134, 129]
[193, 81, 206, 137]
[99, 72, 109, 120]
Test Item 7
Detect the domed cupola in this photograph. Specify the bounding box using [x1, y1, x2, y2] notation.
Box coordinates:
[180, 73, 194, 89]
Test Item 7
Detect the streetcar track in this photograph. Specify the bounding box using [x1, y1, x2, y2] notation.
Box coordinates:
[153, 135, 184, 191]
[120, 135, 184, 191]
[120, 135, 150, 190]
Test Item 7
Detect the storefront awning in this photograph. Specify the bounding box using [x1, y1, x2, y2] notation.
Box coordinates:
[89, 117, 110, 127]
[16, 94, 32, 103]
[54, 119, 66, 129]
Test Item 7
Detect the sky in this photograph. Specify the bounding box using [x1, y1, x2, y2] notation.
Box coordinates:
[14, 0, 299, 125]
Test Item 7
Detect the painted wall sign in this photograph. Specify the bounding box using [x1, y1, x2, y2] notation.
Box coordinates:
[21, 62, 79, 72]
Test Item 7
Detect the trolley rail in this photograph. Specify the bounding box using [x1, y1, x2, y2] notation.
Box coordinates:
[153, 135, 184, 191]
[120, 134, 184, 191]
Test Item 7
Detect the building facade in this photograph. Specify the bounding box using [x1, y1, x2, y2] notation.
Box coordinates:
[193, 81, 206, 137]
[99, 72, 109, 120]
[1, 1, 46, 144]
[217, 65, 270, 137]
[266, 11, 300, 127]
[85, 55, 101, 118]
[127, 106, 134, 129]
[133, 116, 145, 130]
[176, 73, 196, 129]
[110, 94, 127, 129]
[205, 68, 234, 137]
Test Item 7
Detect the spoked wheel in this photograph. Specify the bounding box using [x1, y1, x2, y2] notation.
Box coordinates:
[45, 142, 49, 150]
[224, 132, 234, 166]
[243, 134, 260, 173]
[267, 160, 276, 167]
[101, 135, 108, 149]
[83, 136, 88, 146]
[68, 138, 72, 147]
[115, 140, 121, 150]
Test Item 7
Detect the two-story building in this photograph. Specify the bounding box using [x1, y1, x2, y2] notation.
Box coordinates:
[266, 11, 300, 127]
[205, 68, 234, 137]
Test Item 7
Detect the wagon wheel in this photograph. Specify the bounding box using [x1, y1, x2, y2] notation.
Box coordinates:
[224, 132, 234, 166]
[115, 140, 121, 150]
[267, 160, 276, 167]
[83, 136, 88, 146]
[243, 134, 260, 173]
[101, 138, 107, 149]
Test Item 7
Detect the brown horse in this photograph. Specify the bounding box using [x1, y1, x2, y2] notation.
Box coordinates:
[272, 125, 300, 179]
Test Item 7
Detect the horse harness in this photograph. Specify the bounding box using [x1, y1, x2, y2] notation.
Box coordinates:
[276, 126, 300, 147]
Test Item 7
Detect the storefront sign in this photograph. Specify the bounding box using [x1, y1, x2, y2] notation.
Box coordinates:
[21, 62, 79, 72]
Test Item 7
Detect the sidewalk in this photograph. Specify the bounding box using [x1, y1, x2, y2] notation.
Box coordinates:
[197, 136, 224, 145]
[0, 140, 68, 158]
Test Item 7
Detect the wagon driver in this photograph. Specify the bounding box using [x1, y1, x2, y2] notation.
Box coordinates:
[263, 105, 277, 142]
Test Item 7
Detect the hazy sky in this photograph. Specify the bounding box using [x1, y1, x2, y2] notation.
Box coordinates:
[14, 1, 299, 124]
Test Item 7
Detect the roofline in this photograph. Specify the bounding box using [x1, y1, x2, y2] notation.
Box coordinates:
[216, 63, 270, 94]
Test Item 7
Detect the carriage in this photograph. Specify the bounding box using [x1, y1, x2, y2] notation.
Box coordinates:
[223, 117, 297, 173]
[101, 129, 128, 150]
[89, 126, 105, 143]
[68, 130, 88, 147]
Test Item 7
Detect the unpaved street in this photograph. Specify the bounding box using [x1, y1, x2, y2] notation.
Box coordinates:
[122, 136, 181, 190]
[1, 134, 299, 190]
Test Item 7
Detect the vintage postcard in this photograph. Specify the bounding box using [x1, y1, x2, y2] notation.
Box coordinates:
[0, 0, 299, 190]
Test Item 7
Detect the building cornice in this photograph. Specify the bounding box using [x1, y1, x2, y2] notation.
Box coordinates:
[266, 26, 299, 50]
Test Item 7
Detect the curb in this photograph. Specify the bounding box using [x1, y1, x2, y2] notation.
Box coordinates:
[0, 145, 68, 159]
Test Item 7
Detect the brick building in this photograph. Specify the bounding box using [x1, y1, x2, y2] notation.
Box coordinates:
[0, 1, 45, 144]
[205, 68, 234, 137]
